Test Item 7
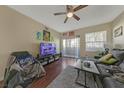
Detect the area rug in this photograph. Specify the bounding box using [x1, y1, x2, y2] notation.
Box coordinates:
[47, 66, 102, 88]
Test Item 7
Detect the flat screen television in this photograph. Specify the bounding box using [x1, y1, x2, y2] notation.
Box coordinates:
[40, 43, 56, 56]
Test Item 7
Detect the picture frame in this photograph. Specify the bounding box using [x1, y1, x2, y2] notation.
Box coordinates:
[43, 30, 50, 41]
[36, 32, 42, 40]
[114, 26, 123, 38]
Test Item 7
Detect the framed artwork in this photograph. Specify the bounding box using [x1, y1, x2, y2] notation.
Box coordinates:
[36, 32, 42, 40]
[114, 26, 123, 38]
[43, 30, 50, 41]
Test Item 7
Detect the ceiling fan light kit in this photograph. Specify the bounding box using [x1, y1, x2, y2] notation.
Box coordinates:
[54, 5, 88, 23]
[67, 12, 73, 18]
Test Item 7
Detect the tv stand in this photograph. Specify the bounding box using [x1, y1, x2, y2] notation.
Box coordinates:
[36, 53, 61, 66]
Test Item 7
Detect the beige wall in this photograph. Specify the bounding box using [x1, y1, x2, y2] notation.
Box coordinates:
[112, 12, 124, 48]
[0, 6, 60, 81]
[61, 22, 113, 57]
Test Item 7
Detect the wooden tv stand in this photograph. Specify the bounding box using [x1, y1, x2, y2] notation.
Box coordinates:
[36, 53, 61, 66]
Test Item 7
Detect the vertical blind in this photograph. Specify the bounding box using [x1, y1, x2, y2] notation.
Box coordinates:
[62, 37, 80, 58]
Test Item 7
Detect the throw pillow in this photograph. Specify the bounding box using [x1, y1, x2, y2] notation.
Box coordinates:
[102, 58, 118, 65]
[99, 53, 113, 62]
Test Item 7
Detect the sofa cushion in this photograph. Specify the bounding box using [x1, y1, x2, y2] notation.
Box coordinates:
[97, 64, 112, 77]
[103, 77, 124, 88]
[111, 50, 124, 62]
[113, 73, 124, 83]
[119, 61, 124, 72]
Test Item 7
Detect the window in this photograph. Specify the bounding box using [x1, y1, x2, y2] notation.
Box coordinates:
[85, 31, 106, 51]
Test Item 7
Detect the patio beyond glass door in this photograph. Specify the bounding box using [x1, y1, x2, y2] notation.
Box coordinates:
[62, 37, 80, 58]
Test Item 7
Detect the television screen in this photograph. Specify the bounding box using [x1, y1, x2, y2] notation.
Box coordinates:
[40, 43, 56, 56]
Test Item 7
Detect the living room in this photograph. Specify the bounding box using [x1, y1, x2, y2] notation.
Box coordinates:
[0, 4, 124, 89]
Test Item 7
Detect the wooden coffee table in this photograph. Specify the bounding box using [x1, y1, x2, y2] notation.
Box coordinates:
[73, 59, 100, 88]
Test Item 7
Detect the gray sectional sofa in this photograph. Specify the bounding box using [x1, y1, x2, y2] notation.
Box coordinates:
[96, 49, 124, 88]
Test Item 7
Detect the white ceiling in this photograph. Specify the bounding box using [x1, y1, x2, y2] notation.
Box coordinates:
[8, 5, 124, 32]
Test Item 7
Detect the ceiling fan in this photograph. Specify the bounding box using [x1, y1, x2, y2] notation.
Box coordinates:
[54, 5, 88, 23]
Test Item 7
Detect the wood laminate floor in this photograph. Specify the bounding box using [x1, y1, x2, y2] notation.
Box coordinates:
[30, 57, 75, 88]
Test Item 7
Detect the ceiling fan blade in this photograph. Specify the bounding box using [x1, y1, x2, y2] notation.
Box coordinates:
[73, 14, 80, 21]
[54, 12, 66, 15]
[64, 17, 68, 23]
[66, 5, 70, 12]
[74, 5, 88, 12]
[66, 5, 73, 12]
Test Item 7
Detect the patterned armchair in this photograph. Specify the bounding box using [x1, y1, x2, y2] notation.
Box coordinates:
[3, 51, 46, 88]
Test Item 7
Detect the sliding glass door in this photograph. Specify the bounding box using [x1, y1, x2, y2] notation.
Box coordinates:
[62, 37, 80, 58]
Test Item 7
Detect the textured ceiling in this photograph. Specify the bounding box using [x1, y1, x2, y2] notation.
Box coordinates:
[8, 5, 124, 32]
